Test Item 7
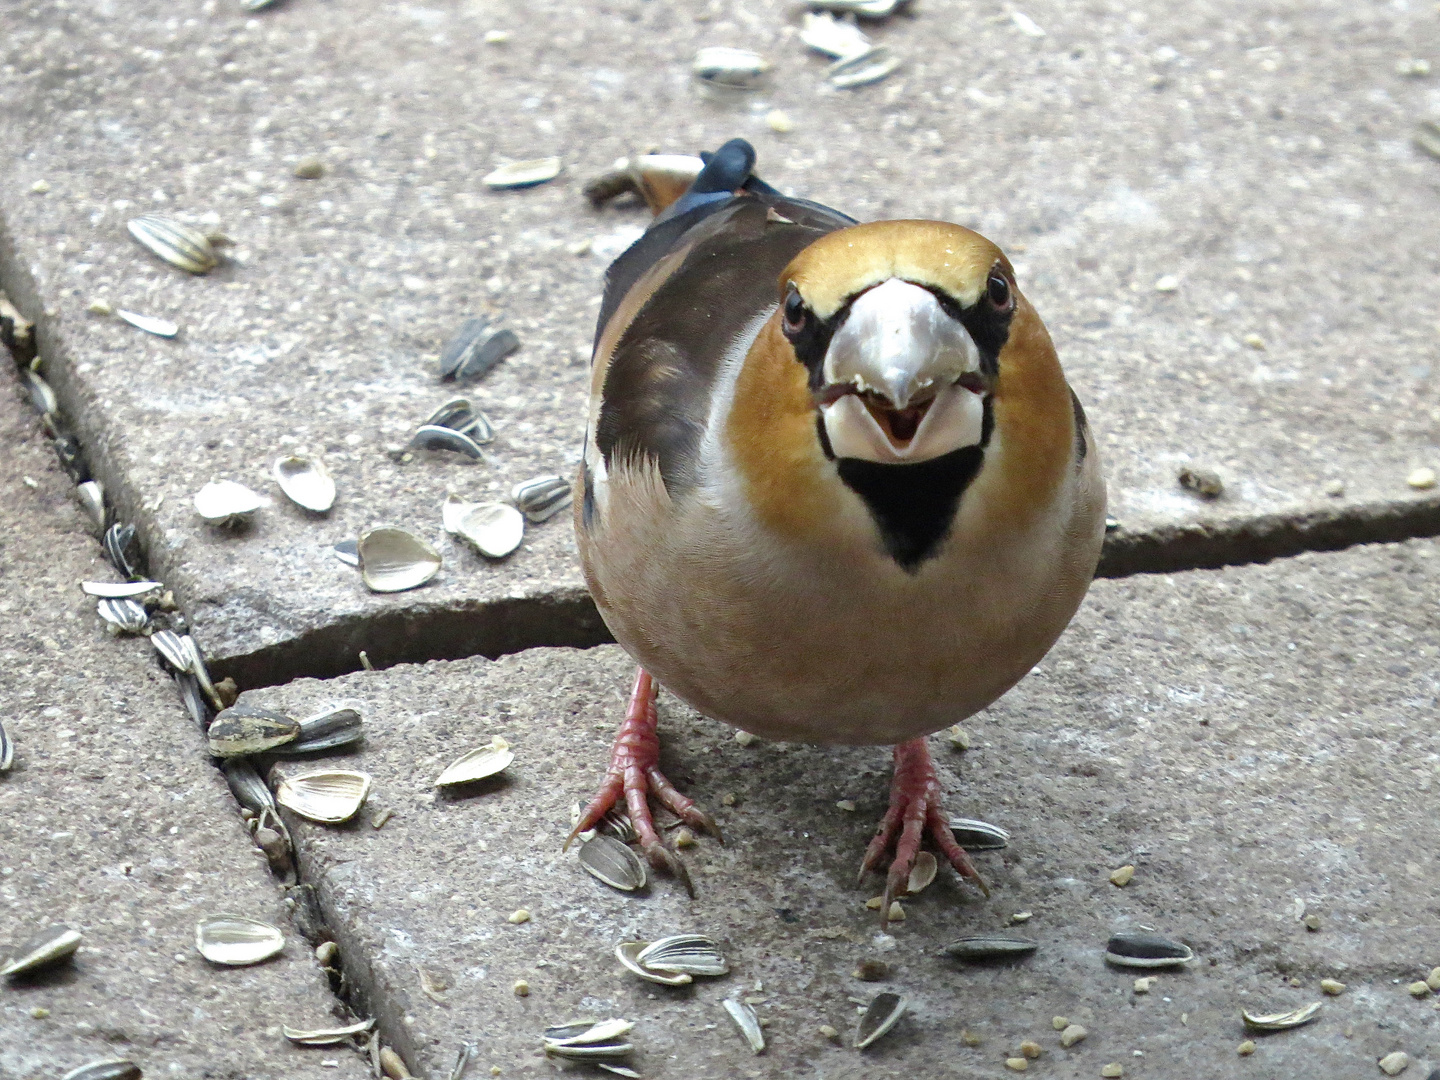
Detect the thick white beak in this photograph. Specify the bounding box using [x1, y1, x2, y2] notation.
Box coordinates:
[819, 279, 986, 464]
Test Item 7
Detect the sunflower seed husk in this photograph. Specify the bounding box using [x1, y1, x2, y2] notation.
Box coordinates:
[81, 579, 162, 599]
[434, 736, 513, 787]
[799, 12, 872, 59]
[439, 320, 490, 378]
[615, 941, 692, 986]
[1104, 932, 1194, 968]
[439, 322, 520, 383]
[151, 628, 189, 671]
[0, 717, 12, 773]
[177, 672, 213, 728]
[1240, 1001, 1322, 1031]
[544, 1019, 636, 1047]
[275, 769, 372, 823]
[722, 999, 765, 1053]
[103, 522, 141, 578]
[283, 1018, 377, 1045]
[97, 597, 149, 634]
[949, 817, 1010, 851]
[544, 1040, 634, 1062]
[599, 808, 637, 844]
[195, 915, 284, 966]
[25, 370, 57, 415]
[116, 309, 179, 338]
[906, 851, 937, 894]
[409, 425, 486, 461]
[271, 707, 364, 754]
[1, 925, 82, 977]
[222, 758, 276, 814]
[636, 935, 728, 976]
[76, 480, 106, 533]
[854, 991, 907, 1049]
[194, 480, 265, 525]
[60, 1059, 141, 1080]
[273, 456, 336, 513]
[208, 705, 301, 757]
[179, 635, 220, 710]
[483, 157, 562, 189]
[577, 834, 647, 892]
[333, 538, 360, 567]
[942, 934, 1039, 962]
[693, 46, 770, 89]
[424, 396, 480, 433]
[444, 497, 525, 559]
[512, 475, 572, 523]
[358, 527, 441, 593]
[127, 214, 218, 274]
[597, 1067, 642, 1078]
[828, 45, 901, 88]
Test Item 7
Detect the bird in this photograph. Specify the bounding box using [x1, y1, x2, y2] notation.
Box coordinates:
[568, 138, 1105, 922]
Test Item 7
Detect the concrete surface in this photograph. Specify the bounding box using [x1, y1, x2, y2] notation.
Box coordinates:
[3, 0, 1439, 683]
[0, 371, 366, 1078]
[243, 537, 1440, 1079]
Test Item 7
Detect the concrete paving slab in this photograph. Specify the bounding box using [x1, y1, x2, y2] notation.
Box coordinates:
[242, 538, 1440, 1079]
[4, 0, 1440, 682]
[0, 372, 366, 1078]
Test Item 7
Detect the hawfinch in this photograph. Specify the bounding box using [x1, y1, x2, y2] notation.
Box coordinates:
[570, 139, 1105, 921]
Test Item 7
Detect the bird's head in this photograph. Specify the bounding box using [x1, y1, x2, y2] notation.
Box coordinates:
[779, 219, 1019, 466]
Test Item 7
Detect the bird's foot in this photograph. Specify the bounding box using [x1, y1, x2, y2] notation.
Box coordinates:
[565, 667, 722, 897]
[858, 737, 988, 928]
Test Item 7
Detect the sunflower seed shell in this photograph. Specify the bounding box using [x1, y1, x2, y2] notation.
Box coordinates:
[854, 992, 907, 1049]
[193, 480, 265, 524]
[512, 475, 572, 522]
[942, 934, 1038, 962]
[544, 1019, 635, 1047]
[127, 214, 218, 274]
[906, 851, 937, 894]
[25, 370, 58, 415]
[333, 538, 360, 567]
[693, 46, 770, 88]
[446, 499, 525, 559]
[434, 737, 513, 787]
[409, 425, 486, 461]
[1241, 1001, 1322, 1031]
[275, 769, 372, 823]
[358, 527, 441, 593]
[150, 628, 189, 672]
[76, 480, 106, 533]
[103, 522, 140, 578]
[799, 12, 872, 59]
[195, 915, 284, 966]
[60, 1059, 141, 1080]
[636, 935, 728, 976]
[207, 706, 301, 757]
[116, 309, 179, 338]
[578, 834, 647, 892]
[615, 941, 691, 986]
[273, 456, 336, 513]
[723, 999, 765, 1053]
[97, 597, 149, 634]
[483, 158, 562, 189]
[273, 707, 363, 755]
[828, 45, 901, 88]
[949, 817, 1011, 850]
[1, 925, 82, 977]
[283, 1018, 377, 1045]
[82, 579, 162, 599]
[1104, 932, 1194, 968]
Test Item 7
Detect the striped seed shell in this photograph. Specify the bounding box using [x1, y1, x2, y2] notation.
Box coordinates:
[283, 1018, 376, 1045]
[692, 46, 769, 88]
[96, 597, 149, 634]
[1104, 932, 1194, 968]
[81, 579, 161, 599]
[544, 1039, 634, 1062]
[723, 999, 765, 1053]
[827, 45, 901, 88]
[424, 396, 480, 432]
[942, 934, 1038, 962]
[194, 480, 265, 525]
[116, 310, 179, 338]
[275, 769, 372, 823]
[222, 758, 276, 814]
[544, 1019, 635, 1047]
[409, 425, 485, 461]
[1, 925, 82, 977]
[799, 12, 872, 59]
[195, 915, 284, 966]
[127, 214, 218, 274]
[512, 475, 572, 523]
[179, 634, 221, 708]
[636, 935, 728, 976]
[150, 628, 189, 672]
[949, 817, 1010, 851]
[438, 322, 519, 383]
[578, 835, 647, 892]
[273, 456, 336, 513]
[358, 527, 441, 593]
[177, 672, 213, 729]
[208, 705, 301, 757]
[483, 157, 562, 189]
[854, 992, 907, 1049]
[76, 480, 106, 534]
[0, 717, 12, 773]
[1241, 1001, 1322, 1031]
[596, 1065, 641, 1078]
[60, 1060, 141, 1080]
[434, 736, 513, 787]
[439, 319, 490, 378]
[103, 522, 141, 578]
[444, 497, 525, 559]
[269, 707, 362, 755]
[615, 941, 691, 986]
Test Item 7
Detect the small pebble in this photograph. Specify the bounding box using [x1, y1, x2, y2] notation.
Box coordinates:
[767, 109, 793, 133]
[1060, 1025, 1087, 1048]
[721, 793, 736, 806]
[674, 826, 696, 848]
[1407, 467, 1437, 490]
[1109, 865, 1135, 887]
[1426, 967, 1440, 991]
[507, 908, 530, 924]
[887, 901, 905, 922]
[1379, 1051, 1410, 1076]
[87, 299, 114, 316]
[1020, 1040, 1043, 1059]
[961, 1029, 984, 1047]
[836, 800, 856, 812]
[735, 730, 757, 746]
[1238, 1041, 1256, 1056]
[1324, 479, 1346, 498]
[294, 158, 325, 180]
[1154, 274, 1180, 292]
[513, 979, 529, 996]
[1289, 977, 1302, 988]
[30, 1006, 50, 1019]
[1321, 979, 1346, 995]
[1133, 977, 1156, 994]
[1242, 332, 1266, 349]
[30, 179, 50, 194]
[819, 1024, 839, 1040]
[1304, 914, 1322, 931]
[853, 959, 889, 981]
[865, 896, 884, 910]
[371, 809, 393, 830]
[1407, 981, 1430, 998]
[947, 725, 971, 751]
[483, 29, 509, 43]
[1052, 1016, 1070, 1031]
[1101, 1066, 1124, 1079]
[1005, 1058, 1029, 1072]
[1396, 58, 1432, 76]
[1178, 466, 1223, 499]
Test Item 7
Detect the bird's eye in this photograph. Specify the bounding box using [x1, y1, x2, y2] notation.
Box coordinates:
[986, 272, 1012, 311]
[782, 286, 808, 336]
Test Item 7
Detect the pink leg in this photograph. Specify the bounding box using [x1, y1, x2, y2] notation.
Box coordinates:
[858, 738, 988, 928]
[566, 668, 721, 896]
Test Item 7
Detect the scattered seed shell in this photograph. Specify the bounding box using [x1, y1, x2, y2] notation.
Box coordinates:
[615, 941, 691, 986]
[409, 424, 486, 461]
[512, 475, 572, 522]
[854, 992, 907, 1049]
[949, 817, 1010, 850]
[423, 397, 493, 442]
[1241, 1001, 1322, 1031]
[444, 496, 525, 559]
[82, 579, 162, 598]
[446, 326, 519, 383]
[275, 769, 373, 823]
[275, 707, 364, 755]
[274, 456, 336, 513]
[195, 915, 284, 966]
[1104, 932, 1194, 968]
[723, 999, 765, 1053]
[116, 309, 179, 338]
[692, 46, 770, 89]
[906, 851, 937, 894]
[150, 628, 189, 672]
[636, 935, 728, 976]
[194, 480, 265, 525]
[207, 705, 301, 757]
[333, 539, 360, 567]
[358, 527, 441, 593]
[25, 370, 57, 415]
[97, 597, 149, 634]
[1, 925, 82, 977]
[60, 1060, 141, 1080]
[434, 736, 513, 787]
[483, 157, 562, 189]
[103, 522, 141, 578]
[578, 834, 647, 892]
[127, 214, 218, 274]
[76, 480, 106, 533]
[828, 45, 901, 88]
[284, 1018, 376, 1045]
[942, 935, 1038, 962]
[544, 1019, 635, 1048]
[222, 758, 276, 814]
[799, 12, 872, 58]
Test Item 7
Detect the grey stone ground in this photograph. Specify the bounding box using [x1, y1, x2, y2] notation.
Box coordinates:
[0, 376, 366, 1079]
[1, 0, 1439, 1077]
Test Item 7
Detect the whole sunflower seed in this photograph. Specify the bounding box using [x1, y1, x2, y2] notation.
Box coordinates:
[483, 158, 562, 189]
[116, 309, 179, 338]
[723, 999, 765, 1053]
[283, 1018, 377, 1045]
[82, 579, 162, 599]
[1, 925, 82, 977]
[195, 915, 284, 966]
[1241, 1001, 1322, 1031]
[271, 707, 363, 755]
[854, 992, 907, 1049]
[222, 758, 276, 814]
[636, 935, 728, 976]
[512, 475, 572, 523]
[76, 480, 106, 533]
[942, 934, 1038, 962]
[614, 941, 691, 986]
[578, 834, 647, 892]
[96, 597, 149, 634]
[207, 705, 301, 757]
[103, 522, 141, 578]
[127, 214, 218, 274]
[60, 1060, 141, 1080]
[1104, 932, 1194, 969]
[0, 717, 12, 773]
[949, 817, 1010, 850]
[409, 425, 486, 461]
